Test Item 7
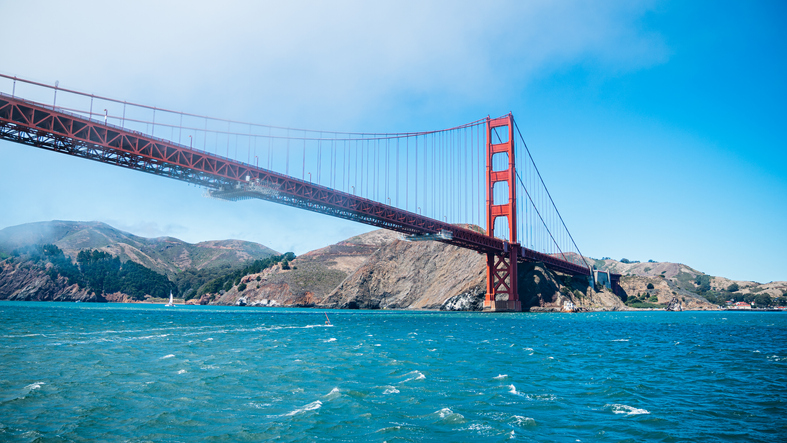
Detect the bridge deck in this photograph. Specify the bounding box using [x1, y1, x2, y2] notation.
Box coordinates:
[0, 93, 590, 277]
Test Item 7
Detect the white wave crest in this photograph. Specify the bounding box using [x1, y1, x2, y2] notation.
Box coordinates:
[177, 369, 186, 374]
[399, 370, 426, 384]
[435, 407, 466, 423]
[436, 407, 453, 418]
[24, 382, 45, 391]
[284, 400, 322, 416]
[607, 404, 650, 416]
[160, 354, 175, 359]
[511, 415, 536, 427]
[324, 387, 341, 399]
[508, 384, 517, 394]
[383, 386, 399, 394]
[323, 338, 337, 343]
[494, 374, 508, 380]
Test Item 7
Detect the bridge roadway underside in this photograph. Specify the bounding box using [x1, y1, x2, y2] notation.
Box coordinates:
[0, 94, 590, 278]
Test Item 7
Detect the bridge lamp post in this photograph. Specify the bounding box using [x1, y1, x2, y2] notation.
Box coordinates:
[351, 185, 355, 195]
[189, 135, 193, 148]
[255, 155, 258, 167]
[308, 172, 311, 183]
[104, 109, 108, 125]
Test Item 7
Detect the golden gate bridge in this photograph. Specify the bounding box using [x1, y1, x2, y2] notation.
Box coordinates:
[0, 74, 620, 311]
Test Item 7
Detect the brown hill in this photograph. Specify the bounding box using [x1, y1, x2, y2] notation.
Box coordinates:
[0, 221, 278, 276]
[208, 228, 628, 312]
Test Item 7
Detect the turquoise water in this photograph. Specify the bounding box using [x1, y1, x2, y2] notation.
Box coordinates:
[1, 302, 785, 442]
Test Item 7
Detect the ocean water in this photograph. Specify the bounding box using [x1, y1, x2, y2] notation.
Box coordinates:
[0, 302, 785, 442]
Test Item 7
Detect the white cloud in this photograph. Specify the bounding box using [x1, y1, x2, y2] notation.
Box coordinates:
[1, 0, 667, 128]
[0, 0, 670, 257]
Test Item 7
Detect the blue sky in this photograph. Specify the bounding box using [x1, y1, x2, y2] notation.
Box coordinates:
[0, 0, 784, 283]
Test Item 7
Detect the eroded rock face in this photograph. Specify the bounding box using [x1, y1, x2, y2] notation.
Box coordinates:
[518, 263, 561, 309]
[441, 285, 485, 311]
[517, 262, 628, 312]
[322, 237, 486, 310]
[0, 260, 97, 302]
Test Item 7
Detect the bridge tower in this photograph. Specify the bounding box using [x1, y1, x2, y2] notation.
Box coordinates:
[485, 114, 521, 312]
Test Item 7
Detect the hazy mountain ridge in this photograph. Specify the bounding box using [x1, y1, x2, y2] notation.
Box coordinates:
[0, 221, 278, 276]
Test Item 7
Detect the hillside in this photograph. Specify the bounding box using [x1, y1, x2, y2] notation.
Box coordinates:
[0, 221, 278, 276]
[2, 221, 784, 310]
[207, 230, 401, 307]
[592, 257, 787, 308]
[202, 229, 629, 312]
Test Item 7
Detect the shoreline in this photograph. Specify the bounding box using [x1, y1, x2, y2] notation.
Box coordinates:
[5, 299, 785, 313]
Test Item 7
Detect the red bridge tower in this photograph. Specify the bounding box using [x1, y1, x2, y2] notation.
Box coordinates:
[485, 114, 521, 312]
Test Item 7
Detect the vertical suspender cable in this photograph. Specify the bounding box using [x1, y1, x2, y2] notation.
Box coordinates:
[396, 137, 400, 207]
[386, 137, 389, 204]
[405, 136, 409, 211]
[415, 135, 418, 212]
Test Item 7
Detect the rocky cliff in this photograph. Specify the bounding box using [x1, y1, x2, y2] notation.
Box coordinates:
[0, 260, 97, 302]
[206, 228, 630, 312]
[322, 236, 486, 309]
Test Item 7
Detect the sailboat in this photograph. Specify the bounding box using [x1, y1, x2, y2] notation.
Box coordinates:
[165, 291, 175, 307]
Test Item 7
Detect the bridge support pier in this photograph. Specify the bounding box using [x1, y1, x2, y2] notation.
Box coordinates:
[484, 246, 521, 312]
[484, 114, 521, 312]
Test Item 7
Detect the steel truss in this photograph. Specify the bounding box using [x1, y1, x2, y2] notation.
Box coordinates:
[0, 94, 592, 313]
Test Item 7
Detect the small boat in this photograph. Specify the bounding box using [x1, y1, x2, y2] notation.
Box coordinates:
[165, 291, 175, 307]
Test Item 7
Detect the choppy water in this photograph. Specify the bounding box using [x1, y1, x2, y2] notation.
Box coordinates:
[1, 302, 785, 442]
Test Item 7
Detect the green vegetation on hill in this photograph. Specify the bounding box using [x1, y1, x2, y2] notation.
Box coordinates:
[624, 292, 662, 309]
[171, 264, 241, 301]
[11, 245, 175, 300]
[192, 252, 296, 300]
[76, 249, 175, 300]
[679, 272, 787, 307]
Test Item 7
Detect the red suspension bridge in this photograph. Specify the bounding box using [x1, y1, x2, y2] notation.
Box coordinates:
[0, 74, 619, 311]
